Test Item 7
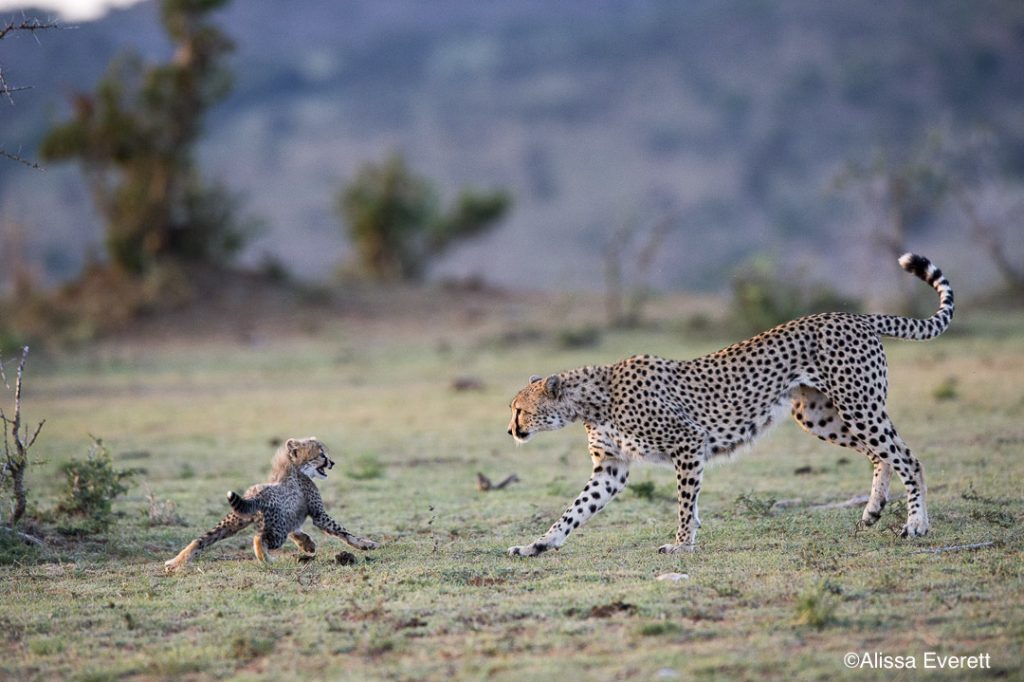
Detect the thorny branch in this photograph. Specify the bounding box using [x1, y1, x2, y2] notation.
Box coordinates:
[1, 16, 64, 168]
[0, 18, 62, 42]
[1, 347, 45, 525]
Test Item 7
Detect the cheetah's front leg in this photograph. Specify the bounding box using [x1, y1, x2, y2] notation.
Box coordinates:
[312, 513, 379, 551]
[508, 458, 630, 557]
[659, 447, 705, 554]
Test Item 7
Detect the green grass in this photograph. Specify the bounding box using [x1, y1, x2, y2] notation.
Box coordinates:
[1, 307, 1023, 680]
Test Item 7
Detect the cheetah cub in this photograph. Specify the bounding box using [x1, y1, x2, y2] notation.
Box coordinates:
[164, 437, 378, 572]
[507, 254, 954, 556]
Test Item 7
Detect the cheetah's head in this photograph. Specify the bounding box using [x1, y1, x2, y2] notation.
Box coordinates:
[285, 437, 335, 479]
[507, 374, 571, 443]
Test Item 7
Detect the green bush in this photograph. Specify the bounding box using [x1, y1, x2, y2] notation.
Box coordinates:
[55, 437, 139, 533]
[731, 257, 861, 335]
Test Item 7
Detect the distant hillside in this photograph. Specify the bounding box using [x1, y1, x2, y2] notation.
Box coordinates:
[2, 0, 1023, 294]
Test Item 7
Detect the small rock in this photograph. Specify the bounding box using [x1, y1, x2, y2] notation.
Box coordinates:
[335, 551, 357, 565]
[655, 572, 689, 582]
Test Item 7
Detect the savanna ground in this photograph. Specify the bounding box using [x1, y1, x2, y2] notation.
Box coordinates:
[1, 284, 1022, 681]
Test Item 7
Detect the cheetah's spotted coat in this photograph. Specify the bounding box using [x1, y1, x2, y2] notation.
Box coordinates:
[164, 437, 377, 572]
[507, 253, 954, 555]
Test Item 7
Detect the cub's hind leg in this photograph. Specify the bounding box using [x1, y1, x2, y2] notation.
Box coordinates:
[165, 512, 253, 573]
[791, 386, 892, 526]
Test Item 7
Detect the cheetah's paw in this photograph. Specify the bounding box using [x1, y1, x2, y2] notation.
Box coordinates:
[899, 518, 929, 538]
[658, 543, 696, 554]
[507, 541, 550, 557]
[352, 538, 379, 551]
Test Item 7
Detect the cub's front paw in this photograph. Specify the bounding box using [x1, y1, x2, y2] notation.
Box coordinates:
[354, 538, 379, 551]
[507, 541, 549, 557]
[658, 543, 696, 554]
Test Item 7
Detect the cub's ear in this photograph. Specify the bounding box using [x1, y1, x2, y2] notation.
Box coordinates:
[286, 438, 299, 458]
[529, 375, 543, 384]
[543, 374, 561, 399]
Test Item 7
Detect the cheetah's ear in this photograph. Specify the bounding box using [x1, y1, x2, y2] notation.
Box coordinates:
[529, 375, 543, 384]
[543, 374, 561, 399]
[286, 438, 299, 458]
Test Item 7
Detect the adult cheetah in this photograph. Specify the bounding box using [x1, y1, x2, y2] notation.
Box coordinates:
[507, 253, 953, 556]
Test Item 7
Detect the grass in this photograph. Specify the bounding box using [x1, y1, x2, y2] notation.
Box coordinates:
[1, 302, 1022, 680]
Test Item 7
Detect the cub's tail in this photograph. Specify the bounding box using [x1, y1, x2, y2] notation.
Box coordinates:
[227, 491, 260, 516]
[869, 253, 955, 341]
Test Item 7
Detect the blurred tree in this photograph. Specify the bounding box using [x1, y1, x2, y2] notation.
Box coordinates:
[337, 154, 511, 281]
[836, 138, 948, 259]
[603, 192, 678, 328]
[835, 135, 949, 312]
[940, 130, 1024, 295]
[39, 0, 245, 274]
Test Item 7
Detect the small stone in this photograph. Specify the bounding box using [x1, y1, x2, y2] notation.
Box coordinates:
[655, 572, 689, 582]
[335, 551, 357, 565]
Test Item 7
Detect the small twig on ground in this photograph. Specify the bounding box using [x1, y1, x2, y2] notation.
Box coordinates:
[914, 541, 997, 555]
[476, 472, 519, 491]
[1, 526, 42, 546]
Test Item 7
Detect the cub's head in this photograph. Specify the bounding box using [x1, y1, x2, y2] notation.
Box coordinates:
[507, 374, 570, 443]
[284, 437, 335, 479]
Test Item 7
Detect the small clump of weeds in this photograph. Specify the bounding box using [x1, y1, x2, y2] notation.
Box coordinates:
[631, 481, 657, 501]
[54, 436, 140, 534]
[932, 376, 959, 401]
[346, 454, 384, 480]
[229, 635, 274, 661]
[637, 621, 683, 637]
[735, 491, 777, 518]
[144, 484, 186, 527]
[794, 579, 841, 630]
[969, 508, 1016, 528]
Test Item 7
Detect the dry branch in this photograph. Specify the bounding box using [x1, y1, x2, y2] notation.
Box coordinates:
[914, 541, 997, 555]
[476, 472, 519, 491]
[1, 346, 45, 525]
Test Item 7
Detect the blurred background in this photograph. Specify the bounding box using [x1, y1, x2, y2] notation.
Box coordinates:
[1, 0, 1022, 337]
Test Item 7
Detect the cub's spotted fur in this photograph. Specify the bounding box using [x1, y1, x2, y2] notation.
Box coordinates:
[507, 253, 953, 556]
[164, 437, 377, 572]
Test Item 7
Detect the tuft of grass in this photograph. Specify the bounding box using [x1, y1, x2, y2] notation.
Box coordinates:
[28, 637, 65, 656]
[638, 622, 684, 637]
[932, 376, 959, 401]
[346, 454, 385, 480]
[631, 481, 657, 500]
[229, 635, 274, 661]
[794, 580, 841, 630]
[735, 491, 777, 518]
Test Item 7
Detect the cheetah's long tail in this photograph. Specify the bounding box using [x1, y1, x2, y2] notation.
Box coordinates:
[227, 491, 260, 516]
[868, 253, 955, 341]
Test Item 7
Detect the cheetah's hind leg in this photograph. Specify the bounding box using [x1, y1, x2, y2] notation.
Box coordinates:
[164, 540, 200, 573]
[790, 386, 892, 527]
[164, 512, 253, 573]
[252, 534, 274, 564]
